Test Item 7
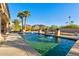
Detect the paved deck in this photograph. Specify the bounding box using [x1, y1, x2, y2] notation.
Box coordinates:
[67, 40, 79, 56]
[0, 33, 40, 56]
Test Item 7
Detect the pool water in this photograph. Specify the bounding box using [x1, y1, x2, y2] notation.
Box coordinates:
[23, 33, 76, 56]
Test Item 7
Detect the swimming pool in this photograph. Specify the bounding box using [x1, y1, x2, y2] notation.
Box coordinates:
[22, 33, 76, 56]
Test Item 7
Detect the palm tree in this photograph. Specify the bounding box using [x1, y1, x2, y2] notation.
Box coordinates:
[23, 11, 30, 30]
[66, 16, 74, 25]
[17, 12, 24, 32]
[70, 20, 74, 24]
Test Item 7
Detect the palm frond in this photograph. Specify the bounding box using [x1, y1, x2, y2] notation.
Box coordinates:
[17, 12, 24, 19]
[23, 11, 30, 17]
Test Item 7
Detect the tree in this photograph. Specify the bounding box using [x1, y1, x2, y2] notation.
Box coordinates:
[66, 16, 74, 25]
[32, 24, 48, 31]
[61, 24, 79, 29]
[17, 11, 30, 32]
[13, 19, 21, 31]
[25, 25, 32, 31]
[38, 25, 49, 32]
[31, 24, 49, 34]
[23, 11, 30, 30]
[70, 20, 74, 24]
[49, 25, 58, 31]
[32, 25, 40, 31]
[17, 12, 25, 32]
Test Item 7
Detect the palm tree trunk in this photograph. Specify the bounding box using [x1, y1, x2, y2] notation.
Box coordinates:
[24, 17, 27, 30]
[21, 18, 23, 32]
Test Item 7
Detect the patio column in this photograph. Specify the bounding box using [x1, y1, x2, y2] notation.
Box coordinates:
[54, 29, 61, 43]
[6, 22, 9, 34]
[55, 28, 60, 36]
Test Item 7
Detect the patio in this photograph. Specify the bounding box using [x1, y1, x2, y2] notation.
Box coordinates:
[0, 33, 40, 56]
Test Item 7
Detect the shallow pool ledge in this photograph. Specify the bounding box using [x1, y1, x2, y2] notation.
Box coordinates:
[67, 40, 79, 56]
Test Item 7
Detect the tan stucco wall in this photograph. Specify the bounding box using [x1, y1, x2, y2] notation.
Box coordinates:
[0, 3, 10, 34]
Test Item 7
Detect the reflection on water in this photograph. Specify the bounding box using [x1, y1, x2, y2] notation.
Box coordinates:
[53, 36, 61, 43]
[24, 33, 55, 43]
[24, 33, 61, 43]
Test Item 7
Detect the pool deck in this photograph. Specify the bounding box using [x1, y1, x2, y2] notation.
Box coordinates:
[0, 33, 40, 56]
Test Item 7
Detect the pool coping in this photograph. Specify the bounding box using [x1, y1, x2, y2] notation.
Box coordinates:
[67, 40, 79, 56]
[25, 32, 79, 40]
[41, 33, 79, 40]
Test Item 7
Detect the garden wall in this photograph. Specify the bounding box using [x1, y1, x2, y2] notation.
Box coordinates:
[60, 29, 79, 33]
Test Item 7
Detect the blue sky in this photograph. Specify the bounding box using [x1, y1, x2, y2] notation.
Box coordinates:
[8, 3, 79, 26]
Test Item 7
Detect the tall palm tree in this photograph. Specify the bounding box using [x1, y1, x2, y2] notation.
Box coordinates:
[70, 20, 74, 24]
[66, 16, 74, 25]
[17, 12, 24, 32]
[23, 11, 30, 30]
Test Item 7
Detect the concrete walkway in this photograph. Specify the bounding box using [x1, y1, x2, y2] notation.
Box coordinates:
[0, 33, 40, 56]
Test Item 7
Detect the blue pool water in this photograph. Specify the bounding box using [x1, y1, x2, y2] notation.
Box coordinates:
[22, 33, 76, 56]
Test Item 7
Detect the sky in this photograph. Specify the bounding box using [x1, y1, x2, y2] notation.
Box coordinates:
[8, 3, 79, 26]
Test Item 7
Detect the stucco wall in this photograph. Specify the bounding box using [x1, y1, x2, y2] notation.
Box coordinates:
[60, 29, 79, 33]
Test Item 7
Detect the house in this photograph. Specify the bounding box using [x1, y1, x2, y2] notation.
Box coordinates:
[0, 3, 10, 34]
[0, 3, 10, 42]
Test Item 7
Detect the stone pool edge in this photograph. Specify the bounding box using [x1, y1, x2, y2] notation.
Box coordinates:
[67, 40, 79, 56]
